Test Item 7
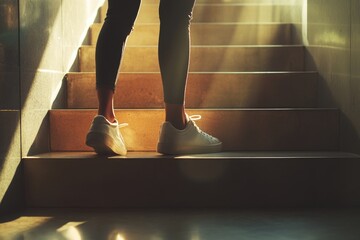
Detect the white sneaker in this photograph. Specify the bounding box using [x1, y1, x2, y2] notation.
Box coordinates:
[85, 115, 128, 155]
[157, 115, 222, 155]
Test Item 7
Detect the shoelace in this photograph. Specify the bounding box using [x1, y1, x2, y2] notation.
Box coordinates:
[118, 123, 129, 128]
[188, 115, 218, 142]
[188, 115, 202, 121]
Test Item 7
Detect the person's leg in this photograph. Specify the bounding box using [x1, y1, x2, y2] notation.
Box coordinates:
[157, 0, 222, 154]
[158, 0, 195, 130]
[86, 0, 141, 155]
[96, 0, 141, 122]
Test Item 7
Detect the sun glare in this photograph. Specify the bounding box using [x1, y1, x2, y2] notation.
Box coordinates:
[116, 233, 126, 240]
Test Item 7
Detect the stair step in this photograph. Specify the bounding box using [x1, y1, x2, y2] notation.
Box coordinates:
[140, 0, 299, 4]
[66, 72, 318, 109]
[49, 109, 339, 152]
[90, 23, 296, 46]
[23, 151, 360, 208]
[79, 45, 305, 72]
[100, 4, 301, 24]
[200, 0, 300, 2]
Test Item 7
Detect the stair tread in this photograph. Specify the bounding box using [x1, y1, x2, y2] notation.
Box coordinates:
[92, 22, 295, 26]
[68, 71, 318, 74]
[25, 151, 360, 160]
[55, 108, 337, 111]
[81, 45, 304, 48]
[110, 0, 301, 5]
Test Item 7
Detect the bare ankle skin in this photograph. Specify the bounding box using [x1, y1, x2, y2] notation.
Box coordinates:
[97, 87, 116, 123]
[165, 103, 186, 130]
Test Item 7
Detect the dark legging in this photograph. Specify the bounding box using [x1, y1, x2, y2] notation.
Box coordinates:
[96, 0, 195, 104]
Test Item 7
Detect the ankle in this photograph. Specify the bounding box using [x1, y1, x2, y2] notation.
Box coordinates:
[165, 103, 186, 130]
[168, 119, 186, 130]
[97, 87, 116, 123]
[98, 112, 116, 123]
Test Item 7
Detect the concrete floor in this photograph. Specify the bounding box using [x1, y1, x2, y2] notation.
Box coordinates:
[1, 208, 360, 240]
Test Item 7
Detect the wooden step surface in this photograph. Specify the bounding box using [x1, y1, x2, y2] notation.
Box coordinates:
[79, 45, 305, 72]
[100, 4, 301, 24]
[66, 72, 318, 109]
[138, 0, 300, 4]
[49, 109, 339, 152]
[23, 151, 360, 208]
[90, 23, 296, 46]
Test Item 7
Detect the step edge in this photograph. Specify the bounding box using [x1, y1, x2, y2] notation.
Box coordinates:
[23, 151, 360, 160]
[50, 108, 339, 111]
[67, 71, 319, 75]
[80, 45, 305, 48]
[91, 22, 296, 27]
[140, 3, 303, 6]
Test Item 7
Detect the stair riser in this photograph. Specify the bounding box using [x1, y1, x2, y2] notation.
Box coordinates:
[24, 157, 359, 208]
[101, 4, 300, 23]
[67, 72, 318, 108]
[79, 46, 305, 72]
[90, 23, 295, 46]
[50, 109, 339, 152]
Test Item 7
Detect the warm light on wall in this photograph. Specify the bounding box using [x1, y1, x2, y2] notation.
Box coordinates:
[313, 31, 347, 47]
[19, 0, 105, 157]
[302, 0, 309, 46]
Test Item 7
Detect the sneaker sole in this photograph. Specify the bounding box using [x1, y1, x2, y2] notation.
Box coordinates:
[157, 142, 222, 155]
[86, 132, 127, 156]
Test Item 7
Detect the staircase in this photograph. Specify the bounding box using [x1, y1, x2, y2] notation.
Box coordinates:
[23, 0, 360, 208]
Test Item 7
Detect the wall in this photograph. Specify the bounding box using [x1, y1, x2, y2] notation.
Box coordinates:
[350, 0, 360, 153]
[20, 0, 104, 156]
[305, 0, 360, 153]
[0, 0, 22, 214]
[0, 0, 104, 214]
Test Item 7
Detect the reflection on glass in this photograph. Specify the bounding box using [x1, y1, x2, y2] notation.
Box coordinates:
[150, 234, 164, 240]
[57, 222, 85, 240]
[190, 227, 201, 240]
[63, 226, 82, 240]
[314, 31, 347, 47]
[116, 233, 126, 240]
